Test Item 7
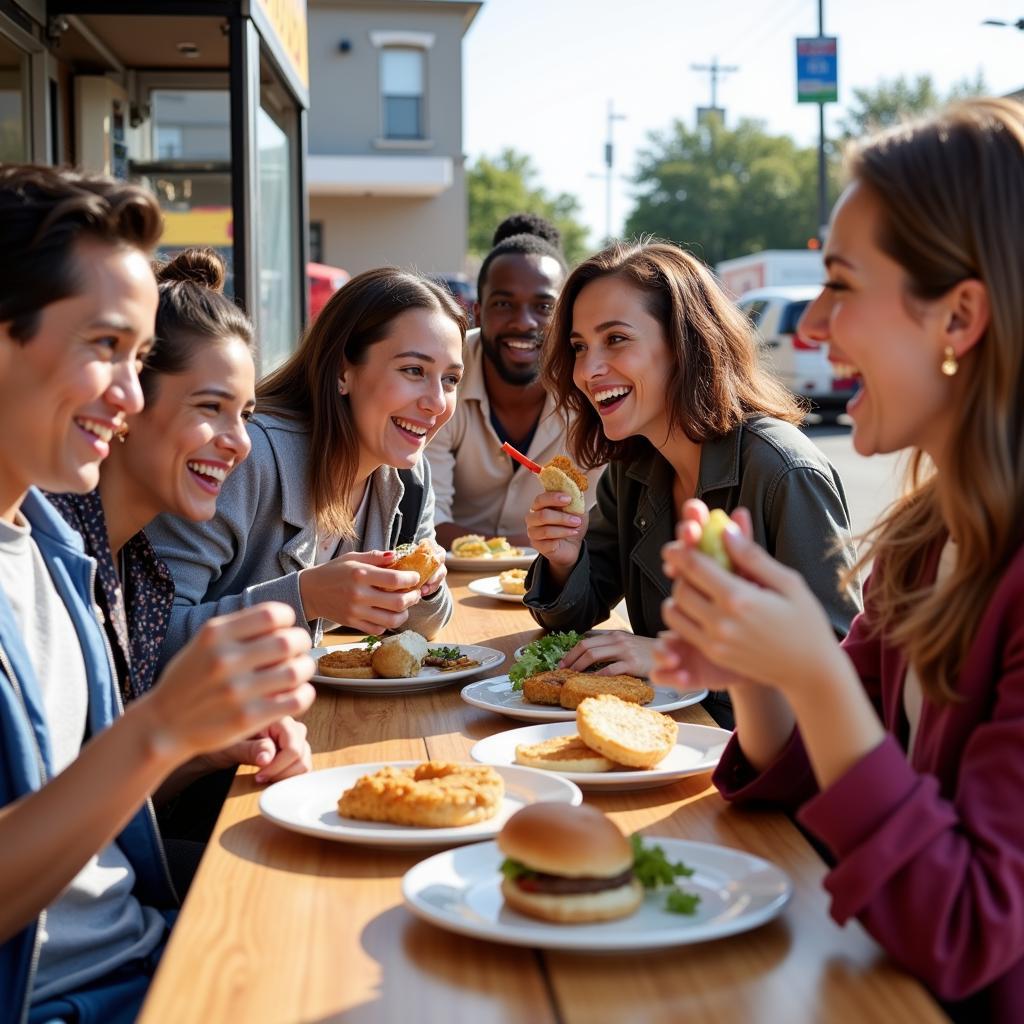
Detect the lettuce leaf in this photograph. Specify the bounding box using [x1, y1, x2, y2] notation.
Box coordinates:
[508, 631, 582, 690]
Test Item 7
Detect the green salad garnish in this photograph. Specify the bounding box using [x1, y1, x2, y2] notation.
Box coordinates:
[427, 645, 461, 661]
[361, 635, 383, 651]
[631, 834, 700, 915]
[508, 630, 582, 690]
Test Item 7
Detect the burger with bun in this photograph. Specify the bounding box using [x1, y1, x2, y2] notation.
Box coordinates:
[497, 803, 643, 923]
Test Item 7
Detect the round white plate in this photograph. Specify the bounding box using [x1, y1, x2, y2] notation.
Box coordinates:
[467, 576, 525, 604]
[470, 720, 729, 791]
[461, 675, 708, 723]
[259, 762, 582, 848]
[446, 547, 538, 572]
[402, 837, 791, 951]
[312, 642, 504, 694]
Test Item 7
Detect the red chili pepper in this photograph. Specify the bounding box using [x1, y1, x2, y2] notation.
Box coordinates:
[501, 441, 542, 474]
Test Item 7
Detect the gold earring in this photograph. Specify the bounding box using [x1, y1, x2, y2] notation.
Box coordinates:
[941, 346, 959, 377]
[116, 426, 129, 444]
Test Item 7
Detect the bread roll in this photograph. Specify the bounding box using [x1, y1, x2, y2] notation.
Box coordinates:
[370, 630, 428, 678]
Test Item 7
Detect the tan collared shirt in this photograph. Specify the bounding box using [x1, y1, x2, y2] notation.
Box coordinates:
[425, 329, 603, 537]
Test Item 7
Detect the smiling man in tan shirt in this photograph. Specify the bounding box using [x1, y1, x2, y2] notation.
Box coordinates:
[428, 216, 602, 548]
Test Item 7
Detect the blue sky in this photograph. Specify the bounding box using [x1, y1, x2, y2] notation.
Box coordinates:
[463, 0, 1024, 243]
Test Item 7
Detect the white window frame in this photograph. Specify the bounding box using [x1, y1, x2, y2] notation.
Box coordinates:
[370, 30, 434, 148]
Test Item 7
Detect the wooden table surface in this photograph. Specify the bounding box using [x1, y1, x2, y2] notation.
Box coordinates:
[140, 572, 945, 1024]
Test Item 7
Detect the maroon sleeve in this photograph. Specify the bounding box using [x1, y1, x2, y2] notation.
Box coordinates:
[797, 586, 1024, 1001]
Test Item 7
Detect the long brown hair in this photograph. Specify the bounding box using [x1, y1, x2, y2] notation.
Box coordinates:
[541, 240, 804, 469]
[256, 267, 466, 536]
[845, 97, 1024, 703]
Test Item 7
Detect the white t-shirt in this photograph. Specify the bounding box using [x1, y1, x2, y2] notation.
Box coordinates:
[0, 514, 165, 1003]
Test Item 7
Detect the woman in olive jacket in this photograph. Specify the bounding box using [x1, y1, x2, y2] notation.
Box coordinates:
[523, 241, 861, 727]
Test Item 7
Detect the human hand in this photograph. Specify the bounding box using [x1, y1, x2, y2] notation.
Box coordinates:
[558, 630, 656, 678]
[201, 715, 312, 784]
[524, 491, 587, 572]
[420, 541, 447, 598]
[660, 503, 843, 696]
[144, 602, 315, 764]
[300, 550, 422, 633]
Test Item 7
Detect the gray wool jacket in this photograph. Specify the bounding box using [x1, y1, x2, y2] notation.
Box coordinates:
[147, 413, 452, 667]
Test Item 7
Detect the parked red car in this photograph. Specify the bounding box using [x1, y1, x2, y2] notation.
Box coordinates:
[307, 262, 350, 322]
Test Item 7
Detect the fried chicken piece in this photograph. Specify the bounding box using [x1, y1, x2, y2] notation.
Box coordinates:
[558, 673, 655, 710]
[337, 762, 504, 827]
[521, 668, 576, 706]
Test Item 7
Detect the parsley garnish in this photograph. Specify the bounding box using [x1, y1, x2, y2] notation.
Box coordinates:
[631, 834, 701, 915]
[427, 645, 461, 661]
[361, 635, 383, 651]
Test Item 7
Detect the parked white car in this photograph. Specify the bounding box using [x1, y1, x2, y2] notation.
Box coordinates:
[737, 285, 855, 414]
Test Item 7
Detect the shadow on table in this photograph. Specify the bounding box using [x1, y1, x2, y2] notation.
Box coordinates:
[217, 817, 421, 878]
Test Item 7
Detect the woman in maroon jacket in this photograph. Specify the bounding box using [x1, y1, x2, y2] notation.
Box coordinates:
[653, 97, 1024, 1022]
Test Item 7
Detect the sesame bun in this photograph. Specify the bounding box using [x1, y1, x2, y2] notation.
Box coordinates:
[497, 803, 632, 878]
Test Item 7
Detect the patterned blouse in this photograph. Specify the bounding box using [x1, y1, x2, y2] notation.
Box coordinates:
[46, 489, 174, 702]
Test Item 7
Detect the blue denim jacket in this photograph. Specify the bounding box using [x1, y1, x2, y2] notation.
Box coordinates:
[0, 489, 176, 1023]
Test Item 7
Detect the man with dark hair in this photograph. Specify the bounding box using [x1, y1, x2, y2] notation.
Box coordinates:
[428, 215, 602, 548]
[0, 165, 314, 1023]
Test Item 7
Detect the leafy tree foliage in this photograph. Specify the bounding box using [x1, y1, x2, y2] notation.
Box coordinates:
[837, 72, 988, 138]
[467, 149, 589, 264]
[624, 115, 832, 266]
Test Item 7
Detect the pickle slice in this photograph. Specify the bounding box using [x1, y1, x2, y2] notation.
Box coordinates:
[698, 509, 733, 571]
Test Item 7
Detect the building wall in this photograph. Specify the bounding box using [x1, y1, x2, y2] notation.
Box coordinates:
[307, 1, 473, 275]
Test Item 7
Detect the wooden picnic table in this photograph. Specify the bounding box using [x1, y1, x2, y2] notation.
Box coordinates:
[139, 571, 946, 1023]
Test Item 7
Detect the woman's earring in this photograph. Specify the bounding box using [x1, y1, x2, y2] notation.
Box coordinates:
[941, 346, 959, 377]
[337, 379, 347, 396]
[116, 425, 129, 444]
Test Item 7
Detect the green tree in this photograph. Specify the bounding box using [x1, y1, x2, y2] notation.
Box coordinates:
[624, 115, 831, 267]
[837, 72, 988, 139]
[467, 149, 589, 265]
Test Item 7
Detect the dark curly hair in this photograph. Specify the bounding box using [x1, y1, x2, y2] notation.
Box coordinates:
[491, 212, 562, 249]
[0, 164, 163, 343]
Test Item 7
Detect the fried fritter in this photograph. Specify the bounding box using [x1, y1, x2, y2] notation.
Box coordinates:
[337, 762, 504, 827]
[317, 649, 375, 678]
[558, 673, 655, 710]
[522, 668, 576, 706]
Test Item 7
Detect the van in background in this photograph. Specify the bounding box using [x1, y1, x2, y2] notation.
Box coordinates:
[738, 285, 855, 415]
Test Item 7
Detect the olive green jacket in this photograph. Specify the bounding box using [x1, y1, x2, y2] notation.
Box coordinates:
[524, 416, 862, 642]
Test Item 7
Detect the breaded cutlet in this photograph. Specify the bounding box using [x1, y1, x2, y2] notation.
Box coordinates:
[521, 668, 576, 706]
[558, 672, 655, 710]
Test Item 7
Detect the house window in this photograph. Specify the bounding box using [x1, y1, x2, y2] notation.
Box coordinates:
[380, 47, 424, 139]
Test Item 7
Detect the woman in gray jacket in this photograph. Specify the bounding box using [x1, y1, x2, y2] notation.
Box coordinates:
[149, 268, 465, 655]
[523, 241, 861, 726]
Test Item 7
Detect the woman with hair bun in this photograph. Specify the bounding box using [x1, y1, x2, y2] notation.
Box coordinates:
[656, 98, 1024, 1018]
[148, 266, 465, 648]
[49, 246, 312, 888]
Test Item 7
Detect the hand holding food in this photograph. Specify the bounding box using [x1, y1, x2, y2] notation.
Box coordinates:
[299, 551, 423, 634]
[144, 602, 315, 762]
[497, 803, 643, 923]
[391, 539, 443, 587]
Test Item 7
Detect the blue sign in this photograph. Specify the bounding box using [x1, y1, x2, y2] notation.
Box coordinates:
[796, 37, 838, 104]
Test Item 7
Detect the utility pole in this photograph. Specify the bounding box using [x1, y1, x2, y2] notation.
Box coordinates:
[691, 56, 738, 123]
[602, 99, 626, 244]
[816, 0, 828, 241]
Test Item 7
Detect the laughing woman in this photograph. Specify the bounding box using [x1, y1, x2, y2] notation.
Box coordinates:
[148, 267, 465, 657]
[49, 248, 312, 889]
[655, 99, 1024, 1020]
[523, 241, 861, 726]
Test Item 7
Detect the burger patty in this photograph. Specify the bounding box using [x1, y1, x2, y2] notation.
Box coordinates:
[515, 867, 635, 895]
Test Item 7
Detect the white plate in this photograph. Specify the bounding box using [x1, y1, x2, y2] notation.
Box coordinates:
[259, 762, 582, 848]
[402, 837, 791, 951]
[470, 721, 729, 791]
[461, 675, 708, 723]
[467, 576, 525, 604]
[312, 642, 504, 694]
[446, 547, 538, 572]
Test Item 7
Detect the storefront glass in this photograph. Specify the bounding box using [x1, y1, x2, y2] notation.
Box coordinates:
[0, 34, 27, 162]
